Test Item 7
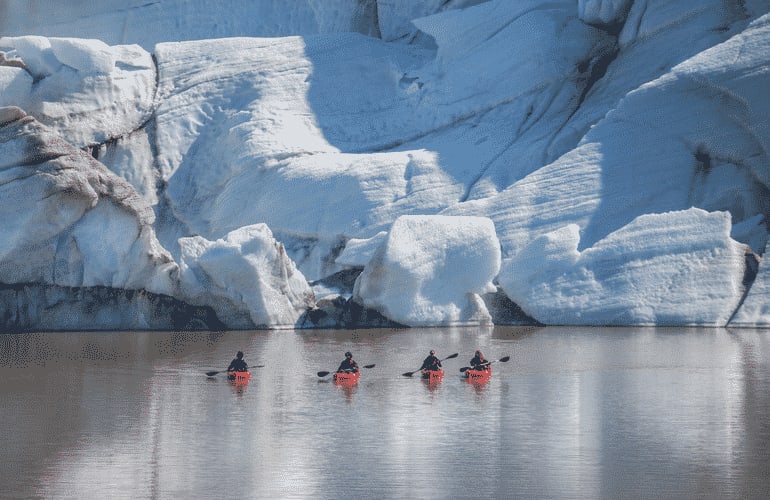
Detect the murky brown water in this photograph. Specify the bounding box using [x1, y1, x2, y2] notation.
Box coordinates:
[0, 326, 768, 498]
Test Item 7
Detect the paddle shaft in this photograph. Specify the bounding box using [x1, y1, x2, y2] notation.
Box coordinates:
[205, 365, 264, 377]
[402, 353, 458, 377]
[317, 364, 375, 378]
[459, 356, 510, 373]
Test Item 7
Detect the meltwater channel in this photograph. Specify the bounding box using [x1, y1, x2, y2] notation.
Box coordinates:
[1, 326, 768, 499]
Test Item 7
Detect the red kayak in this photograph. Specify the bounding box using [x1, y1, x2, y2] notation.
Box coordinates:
[421, 369, 444, 382]
[464, 367, 491, 383]
[227, 371, 251, 384]
[333, 371, 360, 384]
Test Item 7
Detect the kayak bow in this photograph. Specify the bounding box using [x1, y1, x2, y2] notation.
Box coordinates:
[464, 367, 491, 383]
[421, 369, 444, 382]
[333, 371, 360, 384]
[227, 371, 251, 384]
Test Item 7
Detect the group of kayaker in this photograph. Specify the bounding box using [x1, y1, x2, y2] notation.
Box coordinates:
[419, 349, 490, 371]
[226, 349, 492, 374]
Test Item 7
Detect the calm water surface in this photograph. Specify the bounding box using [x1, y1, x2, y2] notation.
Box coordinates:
[0, 326, 768, 499]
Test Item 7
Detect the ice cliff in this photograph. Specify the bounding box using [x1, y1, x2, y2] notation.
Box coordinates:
[0, 0, 768, 330]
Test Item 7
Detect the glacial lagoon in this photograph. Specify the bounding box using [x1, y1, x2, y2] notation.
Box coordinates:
[1, 326, 768, 499]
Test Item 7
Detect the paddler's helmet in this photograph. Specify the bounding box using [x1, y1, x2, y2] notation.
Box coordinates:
[345, 351, 352, 358]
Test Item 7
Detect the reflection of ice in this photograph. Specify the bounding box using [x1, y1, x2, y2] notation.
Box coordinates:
[15, 326, 770, 498]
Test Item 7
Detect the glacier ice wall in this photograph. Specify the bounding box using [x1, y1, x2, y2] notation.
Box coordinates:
[0, 0, 768, 329]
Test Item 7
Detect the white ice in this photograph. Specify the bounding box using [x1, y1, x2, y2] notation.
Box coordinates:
[0, 36, 155, 149]
[0, 0, 768, 329]
[178, 224, 314, 328]
[0, 0, 382, 50]
[498, 209, 747, 326]
[352, 215, 500, 326]
[0, 107, 176, 296]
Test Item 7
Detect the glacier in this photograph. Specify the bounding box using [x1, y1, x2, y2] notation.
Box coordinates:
[352, 215, 501, 326]
[0, 0, 768, 330]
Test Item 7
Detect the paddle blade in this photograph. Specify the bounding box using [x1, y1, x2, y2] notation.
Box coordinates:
[499, 356, 510, 363]
[402, 371, 415, 377]
[317, 371, 331, 377]
[363, 364, 375, 369]
[459, 366, 471, 372]
[444, 353, 459, 360]
[205, 371, 220, 377]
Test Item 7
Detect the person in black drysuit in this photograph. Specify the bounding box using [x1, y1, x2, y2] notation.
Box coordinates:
[227, 351, 248, 380]
[420, 350, 442, 371]
[470, 350, 489, 371]
[337, 351, 359, 373]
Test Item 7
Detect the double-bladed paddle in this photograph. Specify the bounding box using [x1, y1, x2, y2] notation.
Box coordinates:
[205, 365, 264, 377]
[459, 355, 510, 372]
[402, 353, 459, 377]
[317, 364, 375, 378]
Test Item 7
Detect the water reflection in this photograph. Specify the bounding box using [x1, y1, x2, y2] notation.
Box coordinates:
[0, 327, 767, 498]
[335, 381, 358, 402]
[465, 377, 490, 397]
[422, 378, 442, 394]
[228, 380, 248, 397]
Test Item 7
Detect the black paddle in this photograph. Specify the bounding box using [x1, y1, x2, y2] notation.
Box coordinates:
[317, 364, 375, 378]
[205, 365, 264, 377]
[459, 355, 510, 373]
[402, 353, 459, 377]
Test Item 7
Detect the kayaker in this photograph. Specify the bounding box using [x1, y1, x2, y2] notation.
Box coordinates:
[420, 350, 442, 371]
[470, 350, 489, 371]
[337, 351, 359, 373]
[227, 351, 249, 372]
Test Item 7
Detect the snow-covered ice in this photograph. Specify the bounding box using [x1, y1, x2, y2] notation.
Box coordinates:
[0, 36, 155, 148]
[0, 107, 313, 330]
[498, 209, 747, 326]
[0, 106, 176, 295]
[335, 232, 388, 268]
[178, 224, 315, 329]
[578, 0, 632, 25]
[353, 215, 500, 326]
[730, 239, 770, 327]
[0, 0, 768, 329]
[0, 0, 382, 50]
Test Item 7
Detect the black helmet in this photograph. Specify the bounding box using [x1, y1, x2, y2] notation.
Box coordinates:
[345, 351, 352, 358]
[430, 350, 435, 355]
[236, 351, 244, 358]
